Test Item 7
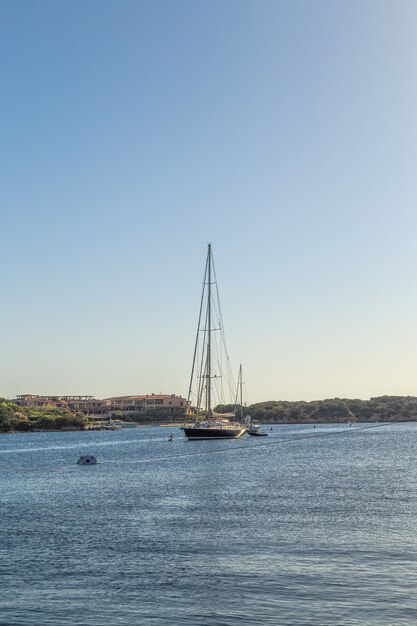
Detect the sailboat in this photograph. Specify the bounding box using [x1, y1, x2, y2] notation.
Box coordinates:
[182, 244, 247, 440]
[234, 365, 265, 435]
[234, 364, 251, 429]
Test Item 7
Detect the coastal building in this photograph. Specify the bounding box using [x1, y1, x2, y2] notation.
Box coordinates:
[103, 393, 187, 414]
[14, 395, 106, 415]
[14, 393, 187, 416]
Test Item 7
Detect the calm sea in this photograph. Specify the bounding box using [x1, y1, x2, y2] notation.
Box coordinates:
[1, 423, 416, 625]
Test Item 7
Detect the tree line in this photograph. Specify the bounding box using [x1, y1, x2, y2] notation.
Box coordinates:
[0, 400, 88, 432]
[218, 395, 417, 424]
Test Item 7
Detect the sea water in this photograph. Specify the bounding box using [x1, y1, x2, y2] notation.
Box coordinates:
[1, 423, 416, 625]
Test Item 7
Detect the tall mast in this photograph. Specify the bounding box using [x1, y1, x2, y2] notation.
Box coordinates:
[239, 364, 243, 420]
[207, 243, 212, 420]
[234, 364, 243, 422]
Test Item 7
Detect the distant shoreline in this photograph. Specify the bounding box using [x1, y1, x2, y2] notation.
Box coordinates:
[3, 395, 417, 433]
[2, 419, 416, 435]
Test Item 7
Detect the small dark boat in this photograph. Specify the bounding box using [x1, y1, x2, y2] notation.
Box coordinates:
[77, 454, 98, 465]
[248, 430, 268, 437]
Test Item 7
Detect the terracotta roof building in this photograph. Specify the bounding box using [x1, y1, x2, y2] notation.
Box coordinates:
[14, 395, 106, 415]
[103, 393, 187, 413]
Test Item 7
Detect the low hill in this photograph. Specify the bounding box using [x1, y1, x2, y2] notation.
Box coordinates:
[246, 396, 417, 423]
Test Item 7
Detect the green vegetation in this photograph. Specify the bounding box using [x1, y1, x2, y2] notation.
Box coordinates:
[111, 408, 185, 424]
[0, 399, 88, 433]
[216, 396, 417, 424]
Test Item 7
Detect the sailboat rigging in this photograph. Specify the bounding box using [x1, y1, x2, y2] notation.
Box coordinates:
[182, 244, 247, 440]
[234, 364, 263, 435]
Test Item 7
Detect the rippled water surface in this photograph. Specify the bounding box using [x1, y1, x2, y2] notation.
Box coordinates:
[1, 423, 417, 625]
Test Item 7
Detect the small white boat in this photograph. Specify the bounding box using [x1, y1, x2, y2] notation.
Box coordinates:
[248, 421, 268, 436]
[248, 430, 268, 437]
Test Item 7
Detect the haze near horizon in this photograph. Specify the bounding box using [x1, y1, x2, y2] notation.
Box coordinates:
[1, 0, 417, 404]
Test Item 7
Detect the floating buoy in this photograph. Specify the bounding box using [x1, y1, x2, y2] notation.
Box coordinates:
[168, 434, 173, 442]
[77, 455, 98, 465]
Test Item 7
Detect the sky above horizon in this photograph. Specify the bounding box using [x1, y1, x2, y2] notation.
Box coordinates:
[1, 0, 417, 403]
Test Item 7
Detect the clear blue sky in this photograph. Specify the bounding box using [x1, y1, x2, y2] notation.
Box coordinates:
[1, 0, 417, 403]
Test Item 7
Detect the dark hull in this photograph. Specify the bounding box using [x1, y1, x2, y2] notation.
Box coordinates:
[248, 431, 268, 436]
[182, 426, 246, 440]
